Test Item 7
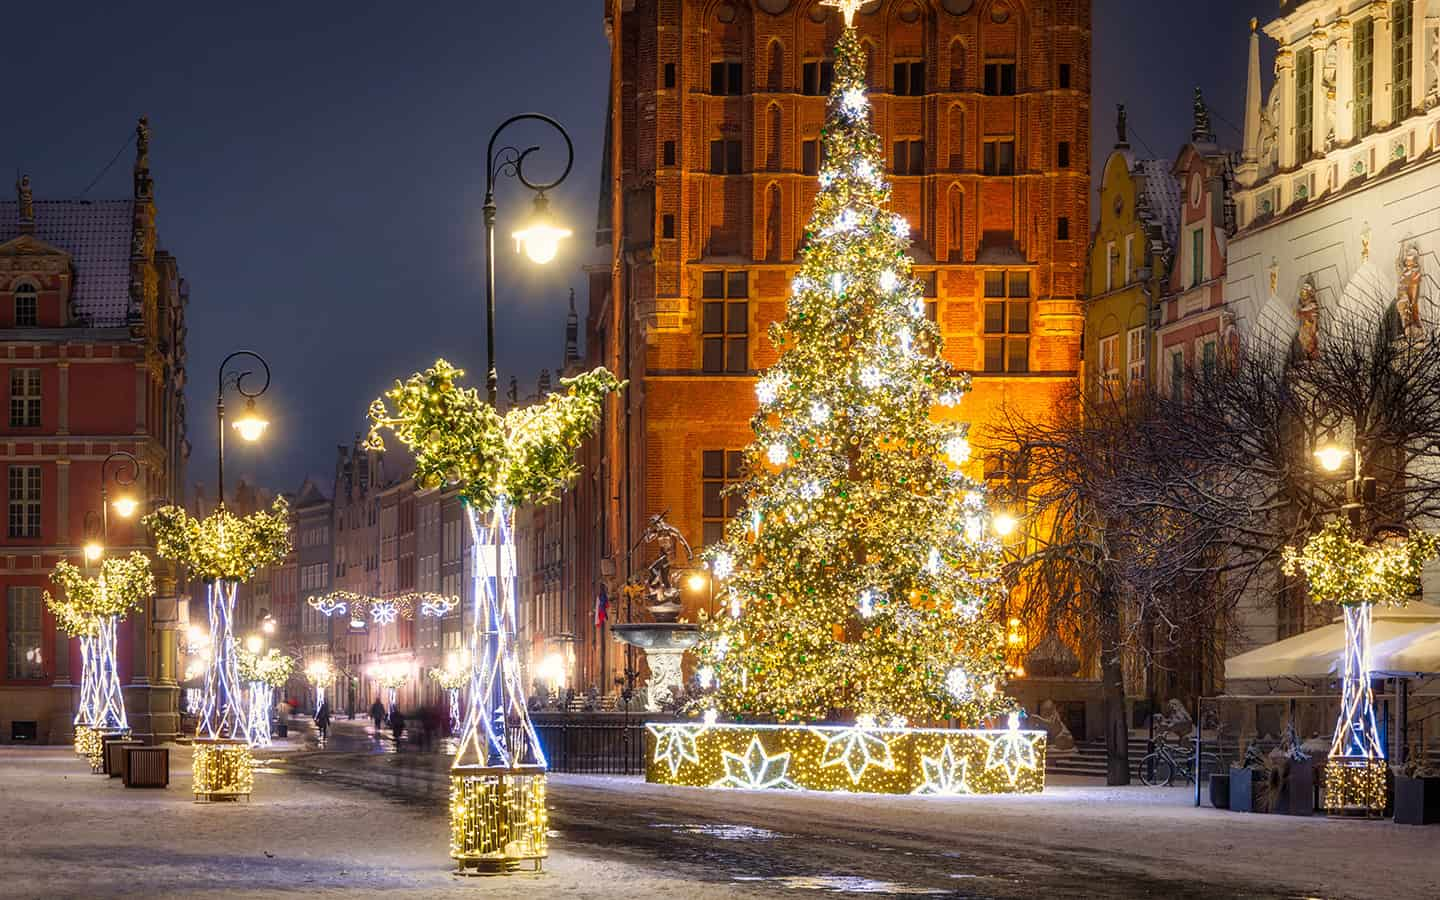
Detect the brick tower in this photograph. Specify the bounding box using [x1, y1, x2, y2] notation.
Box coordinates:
[581, 0, 1090, 695]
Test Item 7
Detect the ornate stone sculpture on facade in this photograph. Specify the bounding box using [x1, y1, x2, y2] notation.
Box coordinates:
[1322, 40, 1338, 149]
[16, 175, 34, 222]
[1257, 82, 1281, 177]
[1397, 243, 1425, 338]
[1220, 310, 1242, 371]
[1297, 278, 1320, 358]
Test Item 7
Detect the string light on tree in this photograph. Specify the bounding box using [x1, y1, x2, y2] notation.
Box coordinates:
[686, 15, 1020, 740]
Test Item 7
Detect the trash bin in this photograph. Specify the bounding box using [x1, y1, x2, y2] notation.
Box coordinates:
[276, 721, 289, 738]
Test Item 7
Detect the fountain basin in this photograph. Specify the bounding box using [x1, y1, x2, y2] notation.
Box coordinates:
[611, 623, 702, 651]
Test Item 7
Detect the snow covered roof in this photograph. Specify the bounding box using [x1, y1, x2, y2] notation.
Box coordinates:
[1134, 159, 1181, 251]
[1226, 605, 1440, 680]
[0, 200, 135, 326]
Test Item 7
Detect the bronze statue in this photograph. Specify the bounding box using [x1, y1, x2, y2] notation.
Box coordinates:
[1397, 244, 1424, 338]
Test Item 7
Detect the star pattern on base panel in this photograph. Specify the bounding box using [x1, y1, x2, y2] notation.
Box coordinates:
[713, 736, 798, 790]
[648, 723, 708, 778]
[812, 725, 897, 785]
[982, 730, 1039, 785]
[914, 743, 972, 795]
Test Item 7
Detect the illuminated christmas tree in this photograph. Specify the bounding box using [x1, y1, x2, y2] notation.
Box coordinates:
[695, 19, 1012, 727]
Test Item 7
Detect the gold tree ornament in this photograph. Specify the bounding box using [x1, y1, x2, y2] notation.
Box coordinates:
[822, 0, 866, 27]
[1281, 519, 1440, 607]
[145, 497, 291, 583]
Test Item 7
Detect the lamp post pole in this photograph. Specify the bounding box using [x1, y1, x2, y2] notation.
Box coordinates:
[99, 450, 140, 544]
[479, 113, 574, 755]
[216, 350, 271, 507]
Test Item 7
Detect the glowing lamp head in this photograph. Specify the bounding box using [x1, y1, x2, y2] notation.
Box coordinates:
[513, 193, 572, 265]
[231, 398, 269, 443]
[83, 542, 104, 563]
[261, 617, 276, 635]
[992, 512, 1019, 538]
[537, 652, 566, 687]
[1315, 445, 1348, 473]
[112, 496, 139, 518]
[245, 634, 263, 655]
[686, 572, 709, 592]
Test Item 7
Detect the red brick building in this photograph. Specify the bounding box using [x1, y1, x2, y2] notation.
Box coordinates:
[0, 118, 190, 743]
[570, 0, 1090, 696]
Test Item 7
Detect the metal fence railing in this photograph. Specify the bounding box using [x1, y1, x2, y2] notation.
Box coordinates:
[527, 716, 652, 775]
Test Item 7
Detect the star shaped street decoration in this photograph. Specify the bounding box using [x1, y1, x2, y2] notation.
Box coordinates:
[647, 723, 709, 778]
[914, 743, 972, 796]
[713, 736, 798, 790]
[371, 600, 400, 626]
[821, 0, 866, 27]
[983, 729, 1040, 786]
[812, 724, 897, 785]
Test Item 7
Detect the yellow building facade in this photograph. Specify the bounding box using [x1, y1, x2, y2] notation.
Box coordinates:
[1084, 109, 1178, 399]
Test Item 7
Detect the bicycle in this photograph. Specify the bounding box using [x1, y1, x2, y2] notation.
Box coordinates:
[1137, 735, 1222, 786]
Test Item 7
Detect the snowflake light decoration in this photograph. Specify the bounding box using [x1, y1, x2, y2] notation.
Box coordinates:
[647, 723, 709, 778]
[914, 743, 972, 795]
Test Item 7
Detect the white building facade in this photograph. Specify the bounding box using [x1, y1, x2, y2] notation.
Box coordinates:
[1224, 1, 1440, 653]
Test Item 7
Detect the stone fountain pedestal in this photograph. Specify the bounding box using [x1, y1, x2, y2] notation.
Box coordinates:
[611, 623, 701, 712]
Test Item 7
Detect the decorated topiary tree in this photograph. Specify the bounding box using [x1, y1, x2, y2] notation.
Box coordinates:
[366, 358, 621, 867]
[1282, 519, 1440, 810]
[145, 498, 290, 798]
[46, 554, 150, 763]
[237, 648, 295, 748]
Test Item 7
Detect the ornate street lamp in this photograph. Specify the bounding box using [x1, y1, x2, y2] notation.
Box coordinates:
[216, 350, 271, 505]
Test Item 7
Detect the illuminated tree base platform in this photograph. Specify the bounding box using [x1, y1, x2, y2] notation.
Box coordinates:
[87, 728, 129, 774]
[645, 722, 1046, 795]
[74, 725, 100, 759]
[192, 739, 254, 802]
[449, 765, 548, 874]
[1322, 757, 1389, 815]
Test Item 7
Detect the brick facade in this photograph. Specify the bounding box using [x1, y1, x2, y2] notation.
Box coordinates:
[574, 0, 1091, 697]
[0, 119, 190, 743]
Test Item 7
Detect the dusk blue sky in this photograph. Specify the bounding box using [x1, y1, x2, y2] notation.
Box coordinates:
[5, 0, 1272, 497]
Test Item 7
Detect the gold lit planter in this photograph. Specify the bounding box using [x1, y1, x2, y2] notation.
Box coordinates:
[449, 765, 548, 873]
[75, 725, 100, 759]
[1322, 757, 1389, 815]
[645, 722, 1046, 795]
[88, 728, 130, 774]
[192, 738, 254, 801]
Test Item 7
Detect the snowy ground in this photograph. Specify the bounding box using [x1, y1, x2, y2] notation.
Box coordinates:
[2, 727, 1438, 899]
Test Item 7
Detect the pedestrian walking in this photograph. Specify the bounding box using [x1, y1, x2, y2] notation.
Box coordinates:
[388, 705, 405, 751]
[370, 698, 385, 736]
[314, 700, 331, 742]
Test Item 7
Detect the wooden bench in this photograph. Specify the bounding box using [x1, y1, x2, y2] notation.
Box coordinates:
[123, 746, 170, 789]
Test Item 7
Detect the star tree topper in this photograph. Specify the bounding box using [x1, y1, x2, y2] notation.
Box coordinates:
[822, 0, 866, 27]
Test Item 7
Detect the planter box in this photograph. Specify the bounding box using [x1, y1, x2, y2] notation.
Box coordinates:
[1209, 773, 1231, 809]
[1394, 775, 1440, 825]
[1229, 767, 1261, 813]
[104, 738, 142, 777]
[123, 747, 170, 789]
[1278, 760, 1316, 816]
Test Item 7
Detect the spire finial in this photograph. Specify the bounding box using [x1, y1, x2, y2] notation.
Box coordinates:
[822, 0, 865, 27]
[1249, 17, 1257, 34]
[1115, 104, 1129, 149]
[1191, 87, 1213, 143]
[133, 116, 153, 200]
[564, 288, 580, 365]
